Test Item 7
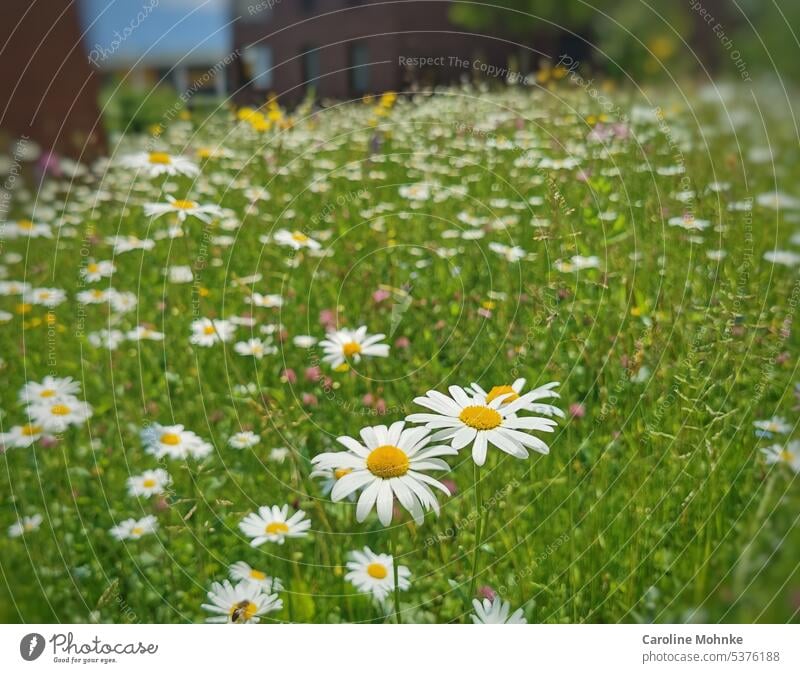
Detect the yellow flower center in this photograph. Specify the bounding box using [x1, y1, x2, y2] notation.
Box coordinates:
[291, 232, 309, 243]
[265, 521, 290, 535]
[366, 445, 409, 478]
[160, 432, 181, 445]
[780, 449, 793, 463]
[366, 563, 388, 579]
[229, 600, 258, 622]
[50, 404, 71, 416]
[249, 569, 267, 580]
[131, 527, 144, 536]
[203, 325, 216, 335]
[333, 468, 352, 480]
[148, 152, 172, 164]
[21, 424, 42, 437]
[172, 199, 197, 210]
[39, 389, 56, 398]
[15, 303, 32, 314]
[459, 405, 502, 430]
[485, 385, 519, 404]
[142, 478, 157, 488]
[18, 220, 34, 229]
[342, 341, 362, 357]
[87, 263, 99, 273]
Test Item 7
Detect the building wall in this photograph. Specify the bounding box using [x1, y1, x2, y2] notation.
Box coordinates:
[0, 0, 106, 159]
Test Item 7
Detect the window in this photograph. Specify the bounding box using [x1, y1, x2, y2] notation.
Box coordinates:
[301, 46, 321, 86]
[349, 42, 370, 95]
[242, 45, 274, 90]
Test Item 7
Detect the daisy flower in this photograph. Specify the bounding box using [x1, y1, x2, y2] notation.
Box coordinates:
[110, 515, 158, 541]
[311, 421, 456, 526]
[292, 334, 317, 348]
[1, 219, 52, 239]
[470, 597, 526, 624]
[228, 561, 283, 592]
[126, 469, 171, 497]
[273, 229, 322, 250]
[246, 292, 284, 308]
[127, 325, 165, 341]
[0, 423, 46, 449]
[144, 196, 223, 223]
[165, 265, 193, 283]
[234, 337, 276, 359]
[119, 151, 199, 177]
[190, 318, 236, 347]
[228, 430, 260, 449]
[761, 441, 800, 472]
[345, 546, 411, 603]
[24, 287, 67, 307]
[319, 326, 389, 369]
[8, 514, 43, 538]
[88, 329, 125, 350]
[201, 579, 282, 623]
[753, 416, 791, 436]
[141, 423, 213, 460]
[26, 398, 93, 433]
[407, 385, 559, 466]
[468, 379, 564, 418]
[238, 505, 311, 546]
[310, 464, 358, 499]
[554, 255, 600, 272]
[19, 376, 81, 404]
[0, 280, 31, 295]
[80, 260, 115, 282]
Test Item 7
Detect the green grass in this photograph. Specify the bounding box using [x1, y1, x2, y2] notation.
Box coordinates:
[1, 83, 798, 623]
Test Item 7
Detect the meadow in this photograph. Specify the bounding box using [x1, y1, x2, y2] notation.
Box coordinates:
[1, 80, 799, 624]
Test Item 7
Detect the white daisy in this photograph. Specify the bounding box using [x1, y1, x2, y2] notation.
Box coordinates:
[141, 423, 213, 460]
[1, 219, 52, 239]
[165, 265, 194, 283]
[144, 196, 223, 223]
[471, 596, 526, 624]
[24, 287, 67, 307]
[26, 398, 93, 433]
[105, 235, 155, 254]
[309, 465, 358, 499]
[754, 416, 792, 435]
[88, 329, 125, 350]
[80, 260, 115, 282]
[488, 242, 527, 262]
[273, 229, 322, 250]
[238, 505, 311, 546]
[0, 280, 30, 295]
[246, 292, 284, 308]
[407, 385, 559, 466]
[228, 561, 283, 592]
[127, 325, 165, 341]
[201, 579, 282, 623]
[763, 250, 800, 267]
[8, 513, 43, 537]
[319, 326, 389, 369]
[190, 318, 236, 347]
[311, 421, 455, 526]
[293, 334, 317, 348]
[228, 431, 260, 449]
[554, 255, 601, 272]
[233, 337, 276, 359]
[19, 376, 81, 405]
[345, 546, 411, 603]
[0, 423, 46, 449]
[126, 469, 171, 497]
[761, 441, 800, 472]
[119, 151, 199, 177]
[468, 379, 564, 417]
[109, 515, 158, 541]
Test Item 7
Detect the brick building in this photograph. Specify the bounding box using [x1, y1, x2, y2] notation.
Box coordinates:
[230, 0, 521, 103]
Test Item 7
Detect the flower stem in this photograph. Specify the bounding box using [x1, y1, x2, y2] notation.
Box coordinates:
[389, 528, 402, 624]
[468, 461, 484, 611]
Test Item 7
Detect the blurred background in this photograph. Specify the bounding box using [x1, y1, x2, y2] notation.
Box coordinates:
[0, 0, 798, 161]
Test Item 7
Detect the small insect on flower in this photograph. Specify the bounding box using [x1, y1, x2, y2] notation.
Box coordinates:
[470, 596, 526, 624]
[8, 514, 43, 538]
[202, 579, 282, 623]
[345, 546, 411, 603]
[126, 469, 171, 498]
[229, 561, 283, 593]
[239, 505, 311, 546]
[311, 421, 456, 526]
[109, 515, 158, 541]
[407, 384, 560, 466]
[318, 326, 390, 369]
[119, 151, 199, 177]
